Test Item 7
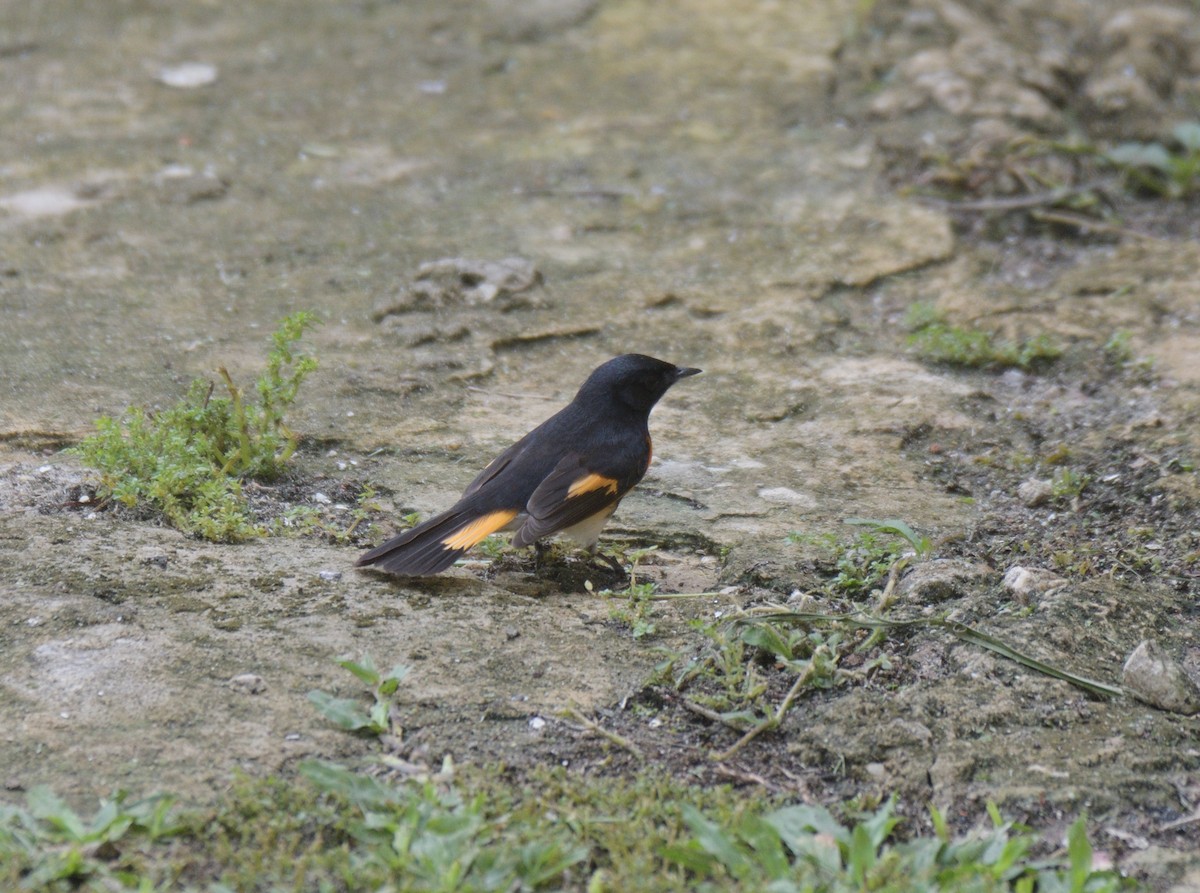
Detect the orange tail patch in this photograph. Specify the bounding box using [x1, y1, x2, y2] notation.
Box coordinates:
[441, 509, 519, 551]
[567, 473, 620, 499]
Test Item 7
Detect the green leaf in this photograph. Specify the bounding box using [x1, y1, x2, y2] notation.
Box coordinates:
[740, 622, 795, 661]
[736, 814, 790, 879]
[1066, 815, 1093, 893]
[1106, 141, 1174, 172]
[846, 822, 878, 883]
[680, 804, 754, 881]
[378, 664, 412, 696]
[1173, 122, 1200, 153]
[929, 803, 949, 842]
[26, 786, 87, 841]
[307, 690, 373, 731]
[298, 759, 400, 809]
[766, 803, 849, 876]
[859, 795, 899, 850]
[844, 518, 932, 557]
[336, 654, 380, 686]
[661, 841, 717, 874]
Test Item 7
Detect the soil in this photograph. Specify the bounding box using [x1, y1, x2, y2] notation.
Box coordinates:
[2, 0, 1200, 888]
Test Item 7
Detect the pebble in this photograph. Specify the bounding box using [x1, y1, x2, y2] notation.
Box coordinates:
[318, 570, 342, 582]
[0, 186, 91, 219]
[1017, 478, 1053, 507]
[229, 673, 267, 695]
[1122, 640, 1200, 715]
[1002, 566, 1067, 599]
[157, 62, 218, 89]
[528, 716, 546, 731]
[756, 486, 815, 506]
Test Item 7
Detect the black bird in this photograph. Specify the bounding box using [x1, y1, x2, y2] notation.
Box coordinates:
[356, 354, 701, 576]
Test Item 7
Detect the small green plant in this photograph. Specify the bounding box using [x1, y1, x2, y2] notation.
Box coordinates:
[1106, 122, 1200, 198]
[599, 546, 661, 639]
[308, 654, 411, 737]
[1103, 329, 1154, 376]
[1104, 330, 1134, 366]
[0, 787, 182, 889]
[1052, 467, 1088, 501]
[73, 311, 319, 541]
[667, 796, 1126, 892]
[790, 519, 931, 597]
[299, 760, 589, 891]
[904, 302, 1062, 371]
[662, 613, 876, 760]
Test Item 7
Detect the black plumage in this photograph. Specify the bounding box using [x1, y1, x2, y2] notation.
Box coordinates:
[356, 354, 700, 576]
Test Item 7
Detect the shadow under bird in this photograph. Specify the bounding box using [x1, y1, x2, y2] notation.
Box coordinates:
[356, 354, 701, 576]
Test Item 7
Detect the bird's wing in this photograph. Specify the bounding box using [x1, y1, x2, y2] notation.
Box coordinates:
[460, 436, 527, 498]
[511, 452, 634, 548]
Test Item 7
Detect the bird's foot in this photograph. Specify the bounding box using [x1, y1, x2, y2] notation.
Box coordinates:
[591, 551, 628, 585]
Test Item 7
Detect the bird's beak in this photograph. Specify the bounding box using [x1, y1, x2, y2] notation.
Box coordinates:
[674, 366, 702, 379]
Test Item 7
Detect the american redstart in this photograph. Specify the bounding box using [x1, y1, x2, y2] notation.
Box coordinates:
[356, 354, 701, 576]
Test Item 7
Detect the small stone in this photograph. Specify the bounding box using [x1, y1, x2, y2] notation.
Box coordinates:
[505, 626, 520, 640]
[865, 762, 886, 778]
[756, 486, 816, 507]
[157, 62, 218, 89]
[1002, 566, 1066, 600]
[1122, 640, 1200, 715]
[229, 673, 267, 695]
[374, 256, 543, 319]
[318, 569, 343, 582]
[313, 492, 332, 505]
[528, 716, 546, 731]
[899, 559, 992, 604]
[1017, 478, 1053, 507]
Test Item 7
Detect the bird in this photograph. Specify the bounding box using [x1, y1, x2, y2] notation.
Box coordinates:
[356, 354, 701, 576]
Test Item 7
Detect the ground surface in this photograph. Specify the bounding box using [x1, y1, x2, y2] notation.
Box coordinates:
[3, 0, 1200, 888]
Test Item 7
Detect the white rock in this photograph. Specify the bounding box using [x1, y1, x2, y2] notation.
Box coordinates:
[1002, 566, 1066, 598]
[1122, 640, 1200, 715]
[229, 673, 267, 695]
[756, 486, 816, 507]
[1017, 478, 1053, 507]
[157, 62, 218, 89]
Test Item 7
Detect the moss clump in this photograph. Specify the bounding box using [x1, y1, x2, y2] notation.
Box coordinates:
[904, 303, 1061, 371]
[73, 311, 319, 541]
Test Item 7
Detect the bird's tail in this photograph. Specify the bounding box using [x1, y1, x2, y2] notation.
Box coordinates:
[355, 507, 518, 576]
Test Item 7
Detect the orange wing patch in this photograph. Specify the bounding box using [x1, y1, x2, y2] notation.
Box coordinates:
[567, 473, 620, 499]
[441, 509, 519, 551]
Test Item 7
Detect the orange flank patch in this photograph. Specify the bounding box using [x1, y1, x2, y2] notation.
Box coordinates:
[441, 509, 519, 551]
[567, 473, 620, 499]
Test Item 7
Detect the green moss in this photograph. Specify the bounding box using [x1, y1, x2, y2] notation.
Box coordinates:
[72, 312, 319, 542]
[904, 303, 1062, 371]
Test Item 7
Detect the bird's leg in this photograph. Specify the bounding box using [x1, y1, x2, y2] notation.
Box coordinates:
[532, 540, 547, 570]
[590, 546, 628, 584]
